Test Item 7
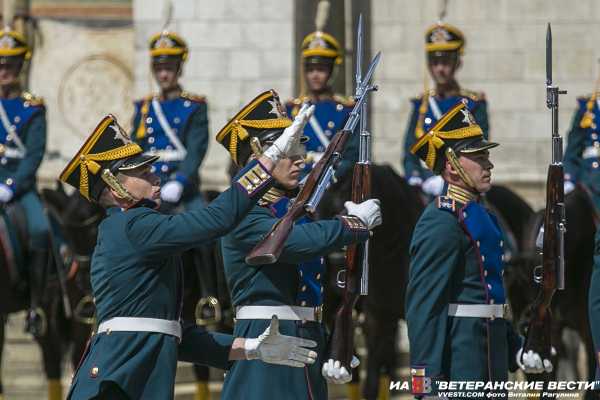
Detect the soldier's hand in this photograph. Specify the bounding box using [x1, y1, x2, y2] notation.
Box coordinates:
[160, 181, 184, 203]
[244, 315, 317, 367]
[263, 104, 315, 162]
[344, 199, 382, 230]
[321, 356, 360, 384]
[516, 347, 554, 374]
[0, 183, 14, 203]
[422, 175, 445, 196]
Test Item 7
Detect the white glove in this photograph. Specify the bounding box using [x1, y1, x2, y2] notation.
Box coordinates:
[564, 180, 575, 195]
[321, 356, 360, 384]
[263, 104, 315, 162]
[422, 175, 445, 196]
[407, 176, 423, 186]
[516, 347, 554, 374]
[160, 181, 184, 203]
[0, 183, 14, 203]
[244, 315, 318, 367]
[344, 199, 382, 230]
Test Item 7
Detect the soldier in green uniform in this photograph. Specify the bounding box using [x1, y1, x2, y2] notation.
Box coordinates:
[60, 108, 319, 400]
[132, 30, 207, 209]
[216, 90, 381, 400]
[566, 85, 600, 381]
[0, 25, 49, 335]
[406, 102, 551, 397]
[403, 22, 489, 198]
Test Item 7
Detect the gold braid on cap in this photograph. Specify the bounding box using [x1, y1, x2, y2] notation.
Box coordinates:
[228, 118, 291, 164]
[78, 143, 142, 200]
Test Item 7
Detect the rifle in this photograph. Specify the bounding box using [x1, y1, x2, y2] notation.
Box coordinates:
[245, 41, 381, 266]
[522, 22, 566, 362]
[328, 14, 371, 370]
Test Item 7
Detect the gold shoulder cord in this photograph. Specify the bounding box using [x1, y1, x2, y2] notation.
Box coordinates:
[445, 147, 477, 191]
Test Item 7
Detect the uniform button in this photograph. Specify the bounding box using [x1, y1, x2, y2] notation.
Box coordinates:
[490, 299, 495, 304]
[174, 117, 181, 124]
[425, 117, 432, 124]
[301, 285, 307, 292]
[301, 301, 307, 306]
[148, 137, 155, 144]
[299, 270, 303, 277]
[146, 117, 153, 124]
[327, 121, 335, 129]
[484, 270, 488, 277]
[150, 166, 156, 173]
[481, 255, 485, 262]
[325, 129, 332, 136]
[184, 100, 191, 107]
[1, 158, 7, 165]
[316, 273, 321, 280]
[90, 366, 99, 378]
[161, 165, 169, 172]
[476, 241, 480, 247]
[150, 147, 156, 152]
[463, 212, 468, 218]
[487, 284, 492, 290]
[501, 254, 505, 261]
[594, 162, 599, 169]
[147, 127, 154, 134]
[499, 240, 503, 247]
[336, 104, 343, 111]
[320, 287, 324, 293]
[13, 116, 20, 123]
[593, 133, 599, 140]
[23, 102, 29, 108]
[594, 141, 600, 148]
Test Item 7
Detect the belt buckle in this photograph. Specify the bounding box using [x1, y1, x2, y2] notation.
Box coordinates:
[314, 306, 323, 323]
[502, 303, 511, 319]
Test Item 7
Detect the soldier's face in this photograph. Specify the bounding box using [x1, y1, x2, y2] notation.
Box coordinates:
[428, 53, 460, 85]
[272, 156, 305, 190]
[0, 61, 21, 87]
[118, 165, 162, 205]
[153, 61, 180, 91]
[305, 64, 331, 93]
[458, 150, 494, 193]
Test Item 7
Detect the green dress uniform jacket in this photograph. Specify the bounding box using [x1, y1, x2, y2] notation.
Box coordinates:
[406, 196, 521, 396]
[67, 159, 273, 400]
[220, 202, 369, 400]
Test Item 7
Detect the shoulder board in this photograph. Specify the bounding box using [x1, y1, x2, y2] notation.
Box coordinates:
[333, 94, 355, 107]
[411, 89, 436, 102]
[21, 91, 44, 107]
[135, 94, 155, 105]
[180, 91, 206, 103]
[436, 196, 458, 214]
[286, 96, 309, 106]
[460, 88, 485, 101]
[577, 94, 593, 102]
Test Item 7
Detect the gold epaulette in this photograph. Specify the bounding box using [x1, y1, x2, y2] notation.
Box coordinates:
[333, 94, 355, 107]
[411, 89, 435, 102]
[460, 89, 485, 102]
[181, 91, 206, 103]
[287, 96, 309, 107]
[21, 91, 44, 107]
[135, 94, 155, 104]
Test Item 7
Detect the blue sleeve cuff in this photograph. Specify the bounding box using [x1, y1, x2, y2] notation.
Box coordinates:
[174, 173, 190, 187]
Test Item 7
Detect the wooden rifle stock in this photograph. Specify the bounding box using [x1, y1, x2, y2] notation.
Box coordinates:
[245, 131, 349, 265]
[523, 164, 564, 360]
[330, 163, 371, 369]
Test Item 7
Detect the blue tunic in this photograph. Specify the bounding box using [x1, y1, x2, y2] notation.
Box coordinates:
[286, 94, 357, 180]
[67, 159, 274, 400]
[132, 92, 209, 203]
[406, 194, 521, 395]
[402, 90, 489, 182]
[220, 198, 369, 400]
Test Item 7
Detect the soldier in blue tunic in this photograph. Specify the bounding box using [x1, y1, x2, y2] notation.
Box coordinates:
[567, 87, 600, 381]
[286, 20, 357, 181]
[132, 30, 207, 209]
[0, 26, 49, 335]
[60, 108, 319, 400]
[406, 102, 551, 397]
[403, 22, 489, 198]
[216, 90, 381, 400]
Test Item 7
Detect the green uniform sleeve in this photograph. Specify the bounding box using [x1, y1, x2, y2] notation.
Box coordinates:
[125, 160, 273, 257]
[178, 325, 234, 370]
[406, 208, 462, 380]
[177, 103, 209, 184]
[232, 209, 369, 265]
[402, 100, 432, 181]
[12, 112, 46, 196]
[472, 100, 490, 140]
[563, 105, 587, 183]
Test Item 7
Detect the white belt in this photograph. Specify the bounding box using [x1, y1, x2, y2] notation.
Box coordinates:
[448, 304, 508, 319]
[235, 305, 322, 322]
[145, 149, 185, 162]
[97, 317, 182, 340]
[583, 146, 600, 159]
[0, 146, 25, 159]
